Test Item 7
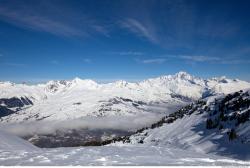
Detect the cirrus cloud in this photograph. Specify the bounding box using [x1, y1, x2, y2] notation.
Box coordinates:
[120, 18, 158, 44]
[136, 58, 166, 64]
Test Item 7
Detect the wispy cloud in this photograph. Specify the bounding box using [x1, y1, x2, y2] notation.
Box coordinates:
[116, 0, 245, 53]
[83, 58, 92, 63]
[120, 51, 143, 56]
[3, 62, 26, 67]
[0, 6, 84, 37]
[108, 51, 144, 56]
[167, 54, 250, 65]
[105, 51, 145, 56]
[90, 25, 110, 37]
[220, 59, 250, 65]
[178, 55, 221, 62]
[137, 58, 166, 64]
[0, 3, 109, 38]
[120, 18, 158, 43]
[50, 60, 59, 65]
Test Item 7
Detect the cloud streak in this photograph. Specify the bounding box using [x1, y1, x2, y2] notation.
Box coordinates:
[120, 18, 158, 43]
[0, 3, 109, 38]
[83, 58, 92, 63]
[137, 58, 166, 64]
[2, 62, 26, 67]
[50, 60, 59, 65]
[179, 55, 221, 62]
[107, 51, 144, 56]
[168, 55, 250, 65]
[220, 59, 250, 65]
[0, 6, 84, 37]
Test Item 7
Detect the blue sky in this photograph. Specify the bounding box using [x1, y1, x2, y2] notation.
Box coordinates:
[0, 0, 250, 83]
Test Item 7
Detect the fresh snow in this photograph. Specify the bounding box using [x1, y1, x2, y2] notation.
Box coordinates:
[0, 135, 249, 166]
[0, 123, 249, 166]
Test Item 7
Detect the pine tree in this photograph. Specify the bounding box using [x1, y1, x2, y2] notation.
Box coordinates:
[228, 128, 237, 141]
[206, 119, 214, 129]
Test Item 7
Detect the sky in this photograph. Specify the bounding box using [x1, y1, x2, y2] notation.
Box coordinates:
[0, 0, 250, 83]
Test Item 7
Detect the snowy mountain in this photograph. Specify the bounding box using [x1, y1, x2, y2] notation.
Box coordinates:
[0, 72, 250, 165]
[0, 90, 250, 165]
[117, 89, 250, 159]
[0, 71, 250, 123]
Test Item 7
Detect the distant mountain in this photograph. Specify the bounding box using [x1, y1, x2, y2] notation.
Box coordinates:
[0, 71, 250, 122]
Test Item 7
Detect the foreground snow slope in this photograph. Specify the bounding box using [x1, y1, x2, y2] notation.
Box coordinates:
[0, 130, 38, 151]
[1, 72, 250, 123]
[2, 128, 247, 166]
[0, 125, 249, 166]
[0, 144, 249, 166]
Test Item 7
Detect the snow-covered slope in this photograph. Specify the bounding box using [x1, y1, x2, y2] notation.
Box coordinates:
[0, 123, 249, 166]
[0, 72, 250, 123]
[1, 145, 250, 166]
[0, 128, 249, 166]
[0, 130, 38, 151]
[120, 89, 250, 159]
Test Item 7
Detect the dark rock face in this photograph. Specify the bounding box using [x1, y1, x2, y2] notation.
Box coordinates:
[0, 106, 15, 118]
[205, 91, 250, 141]
[0, 97, 25, 108]
[20, 97, 33, 105]
[0, 97, 33, 118]
[170, 93, 194, 102]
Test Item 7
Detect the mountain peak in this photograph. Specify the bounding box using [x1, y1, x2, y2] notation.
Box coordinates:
[69, 78, 99, 90]
[70, 77, 97, 85]
[174, 71, 193, 79]
[114, 80, 128, 87]
[71, 77, 84, 83]
[176, 71, 189, 75]
[210, 76, 230, 83]
[152, 71, 194, 81]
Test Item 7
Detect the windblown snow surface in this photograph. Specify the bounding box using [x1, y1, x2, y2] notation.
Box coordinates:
[1, 72, 250, 165]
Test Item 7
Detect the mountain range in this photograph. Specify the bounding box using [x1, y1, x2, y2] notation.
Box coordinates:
[0, 71, 250, 165]
[1, 71, 250, 123]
